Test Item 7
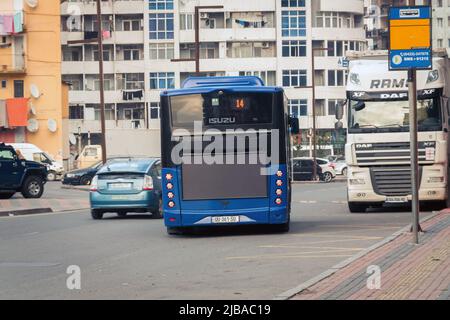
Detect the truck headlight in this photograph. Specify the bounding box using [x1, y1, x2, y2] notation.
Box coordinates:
[426, 70, 439, 83]
[349, 178, 365, 185]
[427, 176, 444, 183]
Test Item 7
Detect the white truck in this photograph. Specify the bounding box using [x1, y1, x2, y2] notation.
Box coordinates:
[340, 49, 450, 213]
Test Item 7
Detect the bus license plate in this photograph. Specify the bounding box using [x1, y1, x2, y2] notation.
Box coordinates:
[386, 196, 408, 203]
[212, 216, 240, 224]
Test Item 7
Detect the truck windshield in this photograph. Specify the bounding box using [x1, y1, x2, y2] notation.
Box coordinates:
[349, 97, 441, 132]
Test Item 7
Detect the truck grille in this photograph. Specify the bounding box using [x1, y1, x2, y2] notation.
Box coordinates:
[370, 166, 422, 196]
[355, 142, 435, 166]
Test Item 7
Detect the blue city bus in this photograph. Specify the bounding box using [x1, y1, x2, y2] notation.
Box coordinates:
[160, 76, 299, 235]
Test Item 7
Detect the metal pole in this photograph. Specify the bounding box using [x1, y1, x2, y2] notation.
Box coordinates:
[408, 68, 419, 244]
[311, 47, 317, 180]
[194, 6, 200, 75]
[96, 0, 107, 164]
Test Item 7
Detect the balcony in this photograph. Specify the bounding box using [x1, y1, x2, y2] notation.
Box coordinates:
[312, 28, 365, 41]
[0, 54, 26, 75]
[319, 0, 364, 14]
[179, 28, 276, 42]
[60, 0, 144, 16]
[69, 119, 147, 133]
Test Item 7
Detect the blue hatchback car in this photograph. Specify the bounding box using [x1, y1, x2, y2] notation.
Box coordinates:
[89, 158, 162, 219]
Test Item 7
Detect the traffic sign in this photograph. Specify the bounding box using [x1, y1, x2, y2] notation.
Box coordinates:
[388, 6, 432, 70]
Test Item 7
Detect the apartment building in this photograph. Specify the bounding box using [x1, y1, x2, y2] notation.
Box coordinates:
[0, 0, 69, 163]
[60, 0, 366, 157]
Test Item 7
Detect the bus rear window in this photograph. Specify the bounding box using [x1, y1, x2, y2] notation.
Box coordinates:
[170, 92, 273, 130]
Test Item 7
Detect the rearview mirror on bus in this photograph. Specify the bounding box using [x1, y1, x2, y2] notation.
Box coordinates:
[289, 117, 300, 135]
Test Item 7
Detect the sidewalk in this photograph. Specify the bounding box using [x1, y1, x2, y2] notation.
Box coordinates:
[287, 210, 450, 300]
[0, 197, 89, 216]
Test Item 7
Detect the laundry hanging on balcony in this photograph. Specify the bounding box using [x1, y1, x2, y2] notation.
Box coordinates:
[84, 31, 98, 40]
[5, 98, 28, 127]
[234, 19, 267, 28]
[122, 90, 143, 101]
[13, 12, 23, 33]
[102, 30, 111, 39]
[0, 15, 14, 34]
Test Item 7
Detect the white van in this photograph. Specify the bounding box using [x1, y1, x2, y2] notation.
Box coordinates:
[76, 145, 102, 169]
[8, 143, 64, 181]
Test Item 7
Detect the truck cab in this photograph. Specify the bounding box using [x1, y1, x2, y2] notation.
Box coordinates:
[0, 143, 48, 199]
[343, 50, 450, 212]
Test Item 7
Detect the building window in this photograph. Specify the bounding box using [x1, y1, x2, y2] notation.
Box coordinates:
[282, 40, 307, 57]
[123, 45, 141, 61]
[289, 99, 308, 117]
[150, 72, 175, 89]
[281, 0, 305, 7]
[150, 102, 160, 119]
[282, 70, 307, 87]
[69, 105, 84, 120]
[1, 80, 6, 88]
[149, 0, 174, 10]
[180, 14, 194, 30]
[13, 80, 24, 98]
[239, 71, 276, 86]
[149, 13, 174, 39]
[327, 70, 345, 86]
[149, 43, 174, 60]
[282, 10, 306, 37]
[117, 73, 145, 90]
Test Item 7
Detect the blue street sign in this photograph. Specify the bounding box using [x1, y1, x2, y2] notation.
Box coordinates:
[389, 49, 432, 70]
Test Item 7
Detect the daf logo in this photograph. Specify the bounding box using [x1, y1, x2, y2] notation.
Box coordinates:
[356, 144, 373, 149]
[380, 93, 408, 99]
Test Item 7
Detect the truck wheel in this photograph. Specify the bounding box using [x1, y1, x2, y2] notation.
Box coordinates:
[91, 209, 103, 220]
[80, 175, 92, 185]
[21, 176, 44, 199]
[348, 202, 368, 213]
[0, 192, 15, 199]
[47, 171, 56, 181]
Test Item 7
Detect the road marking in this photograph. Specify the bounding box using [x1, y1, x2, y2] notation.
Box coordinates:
[226, 254, 354, 260]
[0, 262, 61, 267]
[259, 245, 364, 251]
[0, 209, 85, 220]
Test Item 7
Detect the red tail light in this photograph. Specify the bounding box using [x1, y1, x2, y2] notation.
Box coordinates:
[276, 179, 283, 186]
[275, 198, 282, 205]
[168, 201, 175, 208]
[167, 182, 173, 190]
[165, 173, 173, 181]
[276, 189, 282, 196]
[142, 175, 154, 190]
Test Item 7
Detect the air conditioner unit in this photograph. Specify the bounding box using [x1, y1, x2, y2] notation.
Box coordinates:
[262, 42, 270, 48]
[200, 12, 208, 19]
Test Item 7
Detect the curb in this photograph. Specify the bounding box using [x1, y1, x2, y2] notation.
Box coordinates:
[61, 185, 90, 192]
[274, 209, 443, 300]
[0, 208, 52, 217]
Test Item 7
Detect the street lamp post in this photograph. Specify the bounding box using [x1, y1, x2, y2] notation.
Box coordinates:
[171, 5, 224, 75]
[296, 47, 331, 180]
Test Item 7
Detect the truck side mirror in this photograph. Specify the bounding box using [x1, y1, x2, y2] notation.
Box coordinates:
[289, 116, 300, 135]
[335, 103, 344, 120]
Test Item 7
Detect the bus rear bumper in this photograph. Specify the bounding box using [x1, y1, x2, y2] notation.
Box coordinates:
[164, 206, 288, 227]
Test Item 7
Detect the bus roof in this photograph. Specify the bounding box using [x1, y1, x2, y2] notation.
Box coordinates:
[160, 76, 283, 97]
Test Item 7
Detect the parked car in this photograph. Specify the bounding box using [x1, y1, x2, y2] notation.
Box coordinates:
[62, 161, 103, 186]
[333, 160, 348, 176]
[89, 158, 162, 219]
[295, 157, 336, 182]
[292, 158, 323, 181]
[8, 143, 64, 181]
[0, 143, 47, 199]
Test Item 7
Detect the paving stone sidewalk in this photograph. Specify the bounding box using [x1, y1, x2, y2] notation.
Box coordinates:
[291, 210, 450, 300]
[0, 198, 89, 215]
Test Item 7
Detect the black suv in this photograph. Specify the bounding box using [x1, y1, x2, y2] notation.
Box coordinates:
[0, 143, 47, 199]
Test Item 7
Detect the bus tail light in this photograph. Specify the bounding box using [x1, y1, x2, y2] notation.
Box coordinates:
[167, 182, 173, 190]
[276, 170, 283, 177]
[276, 189, 282, 196]
[167, 192, 174, 199]
[275, 198, 282, 205]
[276, 179, 283, 186]
[142, 175, 154, 190]
[168, 201, 175, 208]
[165, 173, 173, 181]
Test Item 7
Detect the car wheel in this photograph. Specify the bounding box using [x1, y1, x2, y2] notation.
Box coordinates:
[47, 171, 56, 181]
[152, 198, 163, 219]
[0, 192, 15, 199]
[322, 172, 333, 183]
[21, 176, 44, 199]
[80, 175, 92, 185]
[91, 209, 103, 220]
[342, 168, 348, 176]
[348, 202, 368, 213]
